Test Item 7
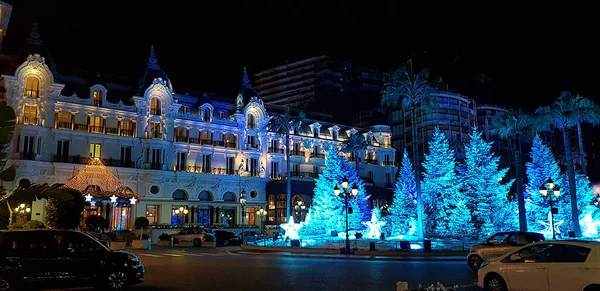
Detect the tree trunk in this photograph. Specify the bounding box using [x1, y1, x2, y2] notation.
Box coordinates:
[562, 127, 582, 237]
[515, 137, 527, 231]
[412, 108, 425, 240]
[355, 154, 360, 178]
[286, 132, 292, 221]
[577, 122, 587, 176]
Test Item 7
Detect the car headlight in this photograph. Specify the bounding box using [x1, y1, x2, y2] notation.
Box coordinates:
[128, 254, 141, 265]
[480, 260, 491, 269]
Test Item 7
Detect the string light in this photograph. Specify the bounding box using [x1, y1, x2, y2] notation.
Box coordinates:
[63, 159, 138, 199]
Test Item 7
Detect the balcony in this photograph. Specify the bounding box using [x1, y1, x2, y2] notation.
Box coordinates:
[270, 174, 282, 180]
[291, 171, 318, 178]
[245, 144, 259, 151]
[176, 136, 189, 143]
[361, 176, 374, 184]
[89, 126, 103, 133]
[106, 127, 118, 135]
[120, 129, 135, 137]
[188, 138, 200, 144]
[150, 109, 161, 115]
[268, 148, 284, 154]
[201, 139, 213, 146]
[365, 159, 379, 165]
[225, 142, 237, 148]
[74, 123, 88, 131]
[383, 161, 395, 166]
[53, 155, 89, 164]
[310, 153, 325, 159]
[291, 151, 305, 157]
[145, 163, 163, 170]
[22, 117, 38, 125]
[150, 132, 162, 139]
[57, 122, 71, 129]
[187, 166, 238, 176]
[20, 152, 36, 160]
[102, 158, 135, 168]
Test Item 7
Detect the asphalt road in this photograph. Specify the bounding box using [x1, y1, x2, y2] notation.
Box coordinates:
[130, 248, 479, 291]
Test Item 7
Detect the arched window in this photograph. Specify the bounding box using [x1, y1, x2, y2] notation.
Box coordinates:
[150, 98, 161, 115]
[203, 108, 211, 122]
[276, 194, 287, 223]
[247, 114, 256, 129]
[25, 77, 40, 98]
[267, 194, 276, 223]
[93, 90, 103, 107]
[222, 192, 236, 202]
[198, 190, 213, 201]
[172, 189, 188, 200]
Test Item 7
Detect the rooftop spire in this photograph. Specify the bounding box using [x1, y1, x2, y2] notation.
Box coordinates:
[242, 67, 250, 84]
[148, 45, 158, 66]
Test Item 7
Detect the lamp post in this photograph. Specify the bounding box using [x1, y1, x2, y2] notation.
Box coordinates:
[14, 203, 31, 224]
[333, 176, 358, 254]
[174, 205, 189, 225]
[239, 190, 247, 244]
[294, 200, 306, 222]
[257, 207, 267, 234]
[539, 178, 560, 240]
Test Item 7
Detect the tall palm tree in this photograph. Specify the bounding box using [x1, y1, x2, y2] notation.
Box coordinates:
[558, 92, 600, 176]
[343, 132, 368, 178]
[491, 109, 531, 231]
[266, 106, 306, 219]
[381, 64, 436, 240]
[535, 95, 582, 237]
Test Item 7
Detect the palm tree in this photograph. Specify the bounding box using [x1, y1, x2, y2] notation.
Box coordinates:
[557, 92, 600, 176]
[381, 64, 436, 240]
[343, 132, 368, 178]
[266, 106, 306, 219]
[491, 109, 531, 231]
[535, 94, 582, 237]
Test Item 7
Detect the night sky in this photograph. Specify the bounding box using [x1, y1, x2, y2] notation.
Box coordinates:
[2, 1, 599, 110]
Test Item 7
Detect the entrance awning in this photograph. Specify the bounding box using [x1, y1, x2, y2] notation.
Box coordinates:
[62, 159, 138, 199]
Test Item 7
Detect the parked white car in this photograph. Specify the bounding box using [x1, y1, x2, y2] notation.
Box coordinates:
[170, 227, 215, 247]
[477, 240, 600, 291]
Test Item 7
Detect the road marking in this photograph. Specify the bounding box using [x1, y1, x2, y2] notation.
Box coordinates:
[158, 253, 185, 257]
[226, 251, 241, 255]
[138, 254, 162, 258]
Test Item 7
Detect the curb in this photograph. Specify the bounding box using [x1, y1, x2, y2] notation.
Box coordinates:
[236, 251, 466, 261]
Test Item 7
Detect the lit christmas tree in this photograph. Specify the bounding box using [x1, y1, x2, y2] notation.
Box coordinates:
[459, 128, 515, 236]
[524, 135, 561, 231]
[557, 172, 596, 235]
[421, 127, 472, 238]
[304, 145, 345, 235]
[340, 155, 371, 230]
[388, 149, 417, 237]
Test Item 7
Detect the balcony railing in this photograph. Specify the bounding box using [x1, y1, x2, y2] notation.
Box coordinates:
[187, 166, 238, 176]
[270, 174, 282, 180]
[74, 123, 88, 131]
[268, 148, 284, 154]
[365, 159, 379, 165]
[383, 161, 395, 166]
[213, 141, 225, 147]
[291, 171, 318, 178]
[176, 136, 189, 143]
[150, 132, 162, 139]
[102, 158, 135, 168]
[53, 155, 89, 164]
[202, 139, 213, 146]
[225, 142, 237, 148]
[291, 151, 305, 157]
[106, 127, 118, 135]
[245, 144, 259, 150]
[22, 117, 38, 125]
[310, 153, 325, 159]
[57, 122, 71, 129]
[150, 109, 161, 115]
[89, 125, 103, 133]
[20, 152, 36, 160]
[120, 129, 134, 137]
[189, 138, 200, 144]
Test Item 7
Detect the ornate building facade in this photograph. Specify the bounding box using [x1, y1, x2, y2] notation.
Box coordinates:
[0, 20, 395, 230]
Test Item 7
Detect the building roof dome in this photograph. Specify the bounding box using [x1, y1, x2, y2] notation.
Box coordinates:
[136, 46, 172, 96]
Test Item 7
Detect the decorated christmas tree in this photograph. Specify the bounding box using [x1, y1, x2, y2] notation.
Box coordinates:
[421, 127, 472, 238]
[459, 128, 515, 235]
[388, 149, 417, 237]
[524, 135, 561, 231]
[340, 155, 371, 230]
[557, 172, 596, 235]
[303, 145, 345, 235]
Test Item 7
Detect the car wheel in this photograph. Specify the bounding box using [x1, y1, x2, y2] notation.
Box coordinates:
[107, 271, 128, 290]
[468, 255, 483, 271]
[223, 239, 230, 246]
[485, 274, 507, 291]
[0, 278, 12, 291]
[584, 285, 600, 291]
[193, 238, 202, 248]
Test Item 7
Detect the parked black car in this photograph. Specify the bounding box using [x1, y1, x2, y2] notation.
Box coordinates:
[212, 230, 240, 246]
[0, 229, 144, 290]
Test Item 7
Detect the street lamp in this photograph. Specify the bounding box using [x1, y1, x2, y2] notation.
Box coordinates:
[14, 203, 31, 224]
[539, 178, 560, 240]
[294, 200, 306, 222]
[333, 176, 358, 254]
[239, 190, 247, 244]
[257, 207, 267, 234]
[174, 205, 189, 225]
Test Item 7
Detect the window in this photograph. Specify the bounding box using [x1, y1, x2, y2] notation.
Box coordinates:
[150, 122, 161, 138]
[56, 140, 69, 162]
[200, 154, 211, 173]
[172, 190, 188, 200]
[368, 171, 374, 182]
[176, 152, 187, 171]
[195, 208, 210, 225]
[89, 116, 102, 133]
[250, 158, 258, 176]
[222, 192, 236, 202]
[276, 194, 287, 223]
[198, 191, 213, 201]
[22, 136, 35, 154]
[93, 90, 102, 107]
[25, 77, 40, 98]
[245, 207, 256, 225]
[56, 111, 70, 128]
[145, 205, 159, 224]
[226, 156, 235, 175]
[120, 120, 135, 137]
[150, 185, 160, 194]
[267, 194, 276, 222]
[250, 191, 257, 198]
[247, 135, 256, 148]
[385, 173, 391, 186]
[203, 108, 211, 122]
[332, 130, 338, 141]
[218, 111, 225, 120]
[120, 146, 132, 167]
[23, 105, 37, 125]
[247, 114, 256, 129]
[150, 98, 161, 115]
[313, 128, 319, 138]
[171, 206, 189, 225]
[506, 244, 557, 263]
[89, 143, 101, 159]
[148, 148, 161, 167]
[270, 161, 279, 179]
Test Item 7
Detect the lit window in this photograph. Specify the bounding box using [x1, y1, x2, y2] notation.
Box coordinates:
[23, 105, 37, 125]
[89, 143, 101, 159]
[25, 77, 40, 98]
[89, 116, 102, 133]
[203, 108, 211, 122]
[93, 90, 102, 107]
[150, 98, 161, 115]
[145, 205, 159, 224]
[247, 114, 256, 129]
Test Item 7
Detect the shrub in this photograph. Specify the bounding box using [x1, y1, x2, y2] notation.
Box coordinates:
[22, 220, 45, 229]
[85, 215, 107, 232]
[134, 217, 150, 230]
[0, 216, 9, 229]
[8, 222, 23, 230]
[158, 233, 171, 241]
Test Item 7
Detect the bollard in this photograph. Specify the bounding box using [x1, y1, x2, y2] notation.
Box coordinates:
[396, 281, 409, 291]
[423, 239, 432, 253]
